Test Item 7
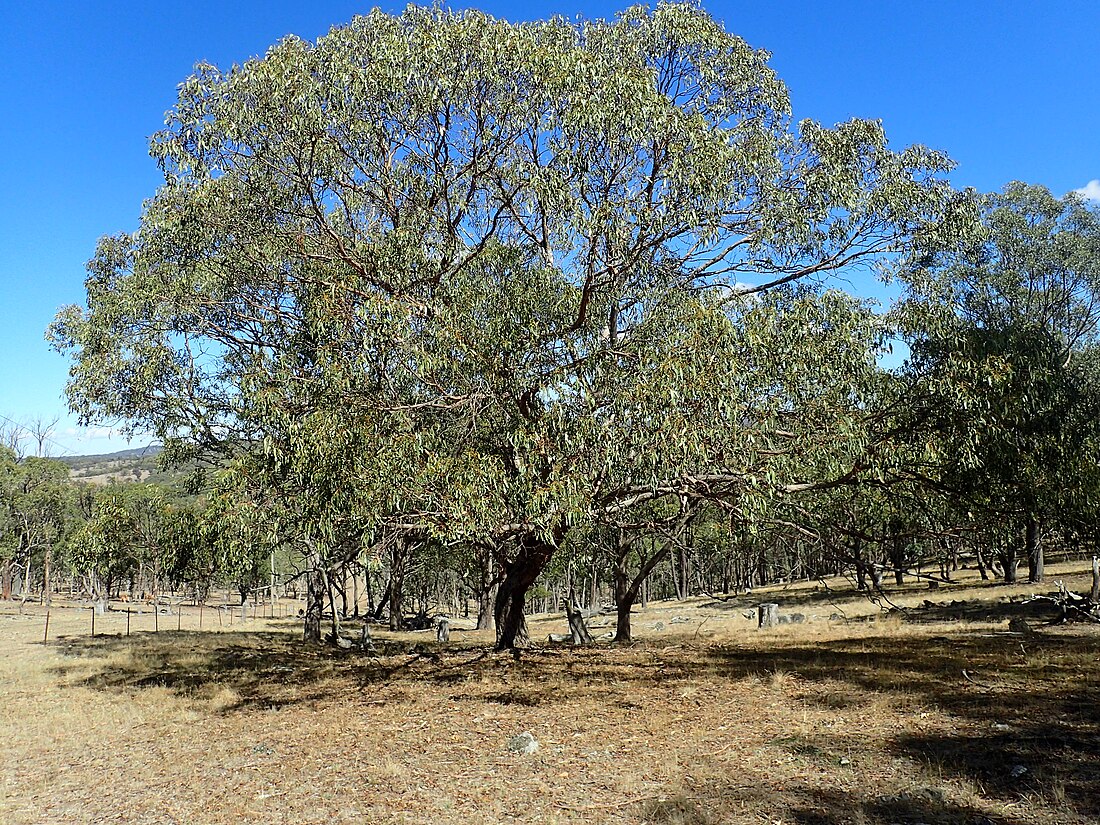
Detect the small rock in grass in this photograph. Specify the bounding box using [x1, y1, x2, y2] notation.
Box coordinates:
[508, 732, 540, 755]
[1010, 765, 1028, 779]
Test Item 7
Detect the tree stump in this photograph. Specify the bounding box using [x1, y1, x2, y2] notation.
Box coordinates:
[758, 603, 779, 629]
[566, 603, 594, 644]
[1091, 557, 1099, 604]
[436, 617, 450, 643]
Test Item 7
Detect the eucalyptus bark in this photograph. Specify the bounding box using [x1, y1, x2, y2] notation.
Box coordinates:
[613, 512, 692, 643]
[852, 536, 867, 591]
[42, 548, 52, 607]
[303, 565, 324, 644]
[998, 538, 1019, 584]
[475, 546, 497, 631]
[1, 558, 12, 600]
[494, 533, 559, 650]
[1025, 519, 1043, 583]
[975, 544, 990, 581]
[388, 539, 409, 631]
[889, 531, 906, 585]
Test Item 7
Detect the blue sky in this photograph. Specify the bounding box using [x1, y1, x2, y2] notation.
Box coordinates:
[1, 0, 1097, 456]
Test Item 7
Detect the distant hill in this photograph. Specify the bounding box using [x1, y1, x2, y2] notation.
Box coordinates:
[59, 445, 167, 485]
[58, 445, 163, 468]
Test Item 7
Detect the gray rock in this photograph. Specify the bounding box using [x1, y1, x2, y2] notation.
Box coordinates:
[1010, 764, 1028, 779]
[652, 621, 665, 632]
[788, 613, 806, 624]
[508, 732, 540, 755]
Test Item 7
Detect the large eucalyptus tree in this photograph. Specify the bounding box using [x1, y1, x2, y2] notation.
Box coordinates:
[51, 4, 963, 647]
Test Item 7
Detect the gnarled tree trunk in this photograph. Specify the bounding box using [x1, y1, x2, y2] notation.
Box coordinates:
[494, 533, 559, 650]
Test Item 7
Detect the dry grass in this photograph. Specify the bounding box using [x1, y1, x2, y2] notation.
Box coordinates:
[2, 564, 1098, 825]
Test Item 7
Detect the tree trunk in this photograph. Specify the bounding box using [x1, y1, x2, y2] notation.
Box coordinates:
[612, 514, 691, 643]
[678, 544, 690, 600]
[566, 599, 594, 645]
[890, 532, 906, 585]
[475, 547, 497, 631]
[975, 544, 990, 581]
[853, 536, 867, 591]
[999, 536, 1019, 584]
[1026, 519, 1043, 583]
[1091, 556, 1099, 604]
[303, 564, 324, 644]
[1, 558, 12, 600]
[42, 548, 52, 607]
[324, 567, 341, 643]
[494, 534, 558, 650]
[869, 562, 884, 590]
[388, 539, 408, 631]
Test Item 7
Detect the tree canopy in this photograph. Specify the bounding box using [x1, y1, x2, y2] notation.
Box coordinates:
[51, 3, 969, 646]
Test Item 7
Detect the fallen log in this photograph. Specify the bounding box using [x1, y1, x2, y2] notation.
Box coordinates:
[1030, 580, 1100, 624]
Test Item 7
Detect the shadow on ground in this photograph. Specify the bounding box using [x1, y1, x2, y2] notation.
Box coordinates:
[708, 629, 1100, 821]
[51, 618, 1100, 821]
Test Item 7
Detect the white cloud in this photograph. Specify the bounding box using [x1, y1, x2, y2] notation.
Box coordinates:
[1073, 180, 1100, 201]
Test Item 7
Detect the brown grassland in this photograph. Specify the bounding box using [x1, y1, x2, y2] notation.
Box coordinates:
[1, 562, 1098, 825]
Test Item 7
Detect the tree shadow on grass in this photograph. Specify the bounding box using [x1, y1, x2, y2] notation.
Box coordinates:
[51, 622, 1100, 819]
[707, 629, 1100, 820]
[632, 777, 1024, 825]
[51, 629, 448, 712]
[786, 785, 1021, 825]
[899, 595, 1059, 624]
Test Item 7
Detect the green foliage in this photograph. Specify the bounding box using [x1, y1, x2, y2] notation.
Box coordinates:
[897, 183, 1100, 539]
[47, 5, 969, 632]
